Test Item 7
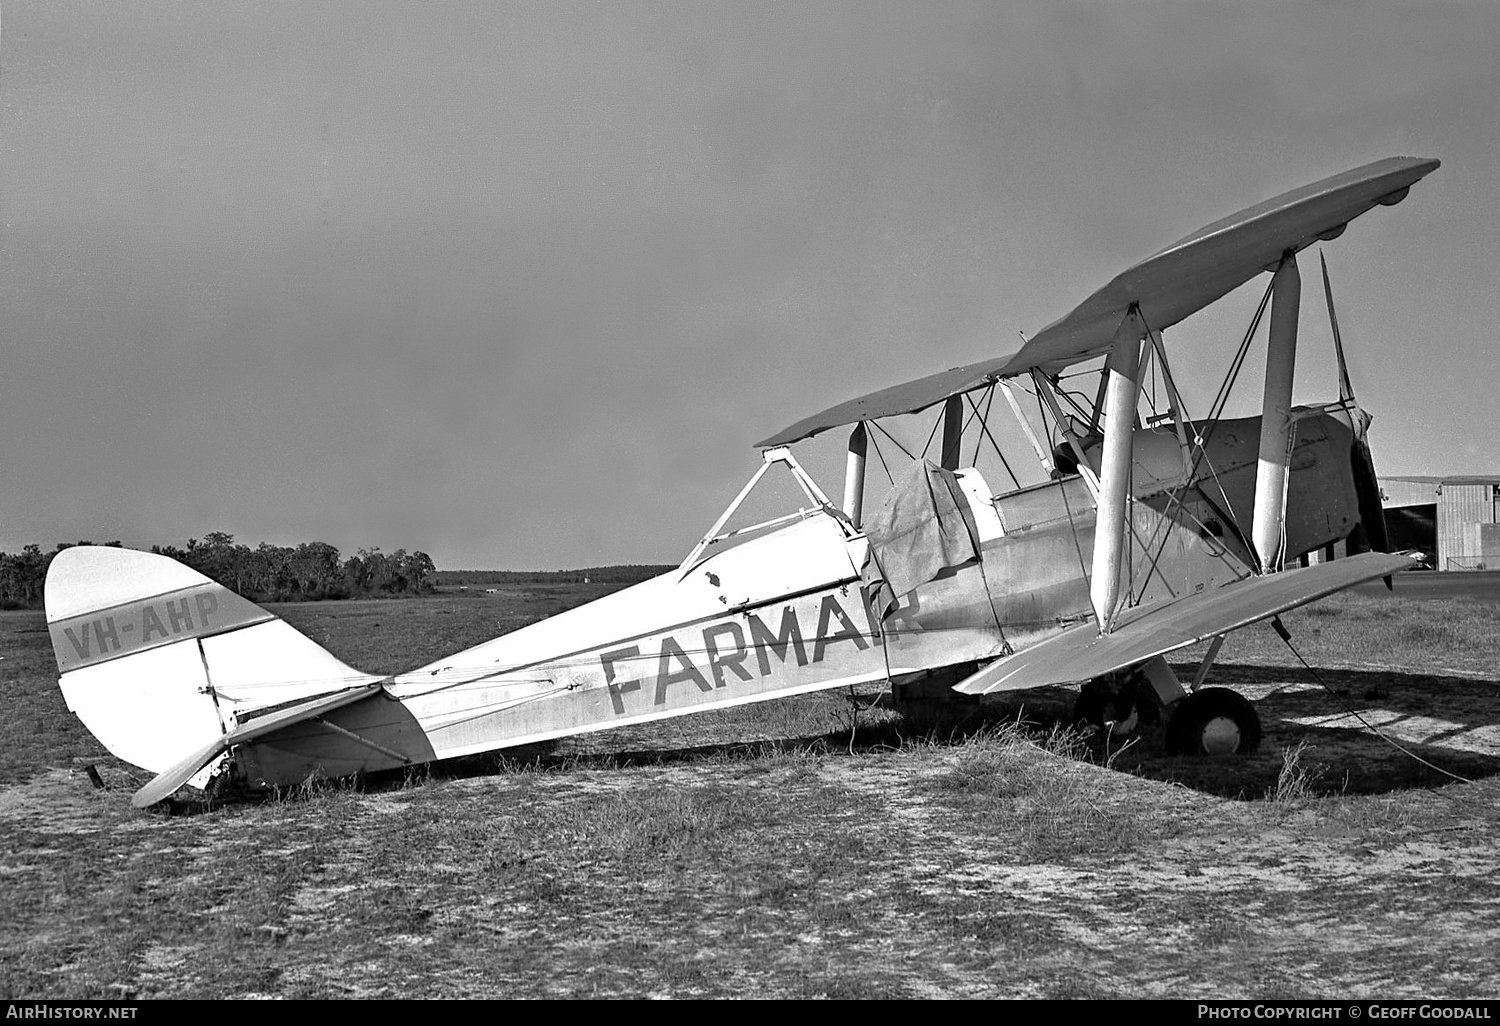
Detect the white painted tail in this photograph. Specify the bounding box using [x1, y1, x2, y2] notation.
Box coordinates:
[45, 546, 379, 778]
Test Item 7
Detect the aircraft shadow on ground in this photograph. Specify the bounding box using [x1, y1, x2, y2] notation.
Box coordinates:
[147, 663, 1497, 812]
[982, 663, 1500, 800]
[432, 662, 1500, 802]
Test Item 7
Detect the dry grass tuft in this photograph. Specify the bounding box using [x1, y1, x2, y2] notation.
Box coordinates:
[1266, 742, 1320, 806]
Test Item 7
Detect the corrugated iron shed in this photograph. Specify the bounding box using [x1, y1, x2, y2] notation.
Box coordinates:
[1381, 475, 1500, 570]
[1439, 480, 1499, 570]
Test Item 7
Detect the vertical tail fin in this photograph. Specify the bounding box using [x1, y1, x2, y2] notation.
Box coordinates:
[46, 546, 379, 779]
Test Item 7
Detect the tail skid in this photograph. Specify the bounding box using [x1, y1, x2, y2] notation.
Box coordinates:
[45, 546, 381, 786]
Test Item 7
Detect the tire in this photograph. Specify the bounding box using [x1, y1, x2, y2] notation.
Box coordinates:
[1074, 670, 1165, 736]
[1073, 675, 1139, 736]
[1164, 687, 1262, 755]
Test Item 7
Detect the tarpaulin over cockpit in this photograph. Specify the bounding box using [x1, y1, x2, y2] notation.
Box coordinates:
[862, 460, 982, 619]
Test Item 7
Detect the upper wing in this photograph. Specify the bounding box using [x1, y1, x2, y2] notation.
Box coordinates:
[756, 156, 1439, 448]
[1002, 156, 1439, 376]
[953, 551, 1414, 695]
[755, 355, 1021, 449]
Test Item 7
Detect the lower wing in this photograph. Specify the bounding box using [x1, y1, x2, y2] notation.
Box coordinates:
[955, 551, 1414, 695]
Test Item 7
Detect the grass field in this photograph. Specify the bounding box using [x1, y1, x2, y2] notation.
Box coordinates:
[2, 583, 1499, 998]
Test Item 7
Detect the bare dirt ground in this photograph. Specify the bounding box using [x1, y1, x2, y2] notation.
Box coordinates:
[3, 592, 1499, 999]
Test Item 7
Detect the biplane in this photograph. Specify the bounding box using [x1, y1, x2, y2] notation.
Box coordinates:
[45, 156, 1438, 806]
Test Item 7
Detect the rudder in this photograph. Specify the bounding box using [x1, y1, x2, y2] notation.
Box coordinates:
[46, 546, 378, 780]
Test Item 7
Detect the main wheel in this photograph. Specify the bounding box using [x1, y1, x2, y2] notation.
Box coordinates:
[1074, 670, 1165, 737]
[1074, 675, 1139, 737]
[1164, 688, 1262, 755]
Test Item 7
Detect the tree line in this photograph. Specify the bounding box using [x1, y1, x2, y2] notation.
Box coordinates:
[0, 533, 436, 610]
[432, 565, 674, 587]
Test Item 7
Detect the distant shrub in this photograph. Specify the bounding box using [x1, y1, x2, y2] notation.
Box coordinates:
[0, 535, 439, 608]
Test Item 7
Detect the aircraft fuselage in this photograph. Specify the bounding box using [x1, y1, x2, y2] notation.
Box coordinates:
[230, 407, 1367, 789]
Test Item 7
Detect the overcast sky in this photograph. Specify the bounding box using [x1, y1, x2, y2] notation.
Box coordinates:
[1, 1, 1495, 569]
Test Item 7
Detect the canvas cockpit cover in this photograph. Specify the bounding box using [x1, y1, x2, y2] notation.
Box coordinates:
[862, 460, 981, 619]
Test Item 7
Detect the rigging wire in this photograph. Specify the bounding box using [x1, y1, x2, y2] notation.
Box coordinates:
[1028, 375, 1099, 609]
[919, 403, 945, 461]
[970, 385, 995, 467]
[1056, 361, 1105, 413]
[1054, 379, 1095, 422]
[1207, 273, 1276, 425]
[870, 419, 914, 462]
[1271, 617, 1476, 786]
[964, 388, 1022, 491]
[1130, 282, 1275, 581]
[866, 425, 897, 486]
[1151, 349, 1161, 418]
[1055, 472, 1096, 615]
[1123, 311, 1227, 595]
[960, 389, 986, 436]
[865, 545, 901, 716]
[1121, 277, 1270, 575]
[1180, 278, 1274, 535]
[1033, 384, 1054, 455]
[940, 401, 1015, 652]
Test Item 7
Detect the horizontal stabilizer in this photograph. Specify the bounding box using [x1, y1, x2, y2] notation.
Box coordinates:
[132, 682, 385, 808]
[954, 552, 1414, 695]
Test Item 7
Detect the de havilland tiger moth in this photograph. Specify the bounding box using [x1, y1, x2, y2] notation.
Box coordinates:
[44, 156, 1439, 806]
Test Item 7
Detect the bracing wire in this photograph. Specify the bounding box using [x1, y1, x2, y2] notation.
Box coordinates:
[870, 419, 914, 461]
[1270, 617, 1476, 786]
[1055, 380, 1094, 422]
[970, 386, 995, 467]
[964, 389, 1022, 490]
[1208, 273, 1276, 425]
[919, 404, 944, 461]
[867, 425, 896, 486]
[1055, 473, 1096, 614]
[1130, 281, 1275, 582]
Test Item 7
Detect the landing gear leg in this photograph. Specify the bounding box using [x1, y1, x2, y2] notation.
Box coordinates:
[1075, 655, 1182, 737]
[1074, 673, 1143, 737]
